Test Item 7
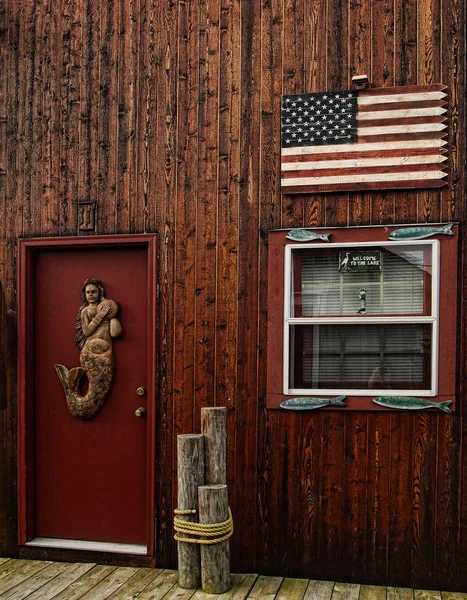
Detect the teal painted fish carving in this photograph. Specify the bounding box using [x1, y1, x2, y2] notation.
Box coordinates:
[286, 229, 331, 242]
[280, 395, 346, 410]
[372, 396, 452, 413]
[388, 223, 454, 240]
[55, 279, 123, 420]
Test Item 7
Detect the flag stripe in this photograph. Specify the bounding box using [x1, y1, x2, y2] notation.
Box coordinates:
[281, 155, 447, 172]
[358, 99, 446, 112]
[283, 179, 446, 194]
[281, 170, 446, 187]
[282, 137, 447, 157]
[282, 147, 446, 163]
[359, 123, 446, 135]
[281, 163, 445, 180]
[357, 108, 446, 120]
[357, 91, 446, 105]
[358, 84, 446, 95]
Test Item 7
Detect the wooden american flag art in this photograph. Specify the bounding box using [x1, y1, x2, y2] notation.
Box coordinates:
[280, 84, 448, 194]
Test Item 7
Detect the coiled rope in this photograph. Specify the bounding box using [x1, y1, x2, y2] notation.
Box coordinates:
[174, 508, 233, 545]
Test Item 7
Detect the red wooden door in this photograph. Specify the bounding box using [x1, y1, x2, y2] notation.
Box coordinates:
[19, 237, 156, 555]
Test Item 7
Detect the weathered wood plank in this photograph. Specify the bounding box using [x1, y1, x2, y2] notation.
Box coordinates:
[365, 413, 390, 584]
[276, 577, 310, 600]
[234, 0, 261, 573]
[342, 412, 368, 582]
[75, 566, 140, 600]
[78, 0, 100, 220]
[46, 565, 118, 600]
[413, 591, 442, 600]
[303, 580, 334, 600]
[0, 561, 24, 582]
[318, 414, 345, 580]
[189, 573, 258, 600]
[330, 582, 360, 600]
[0, 561, 70, 600]
[104, 567, 164, 599]
[0, 560, 52, 595]
[387, 588, 415, 600]
[246, 575, 283, 600]
[96, 0, 119, 233]
[153, 0, 177, 567]
[134, 569, 179, 600]
[115, 0, 139, 234]
[59, 0, 80, 235]
[19, 562, 96, 600]
[387, 414, 414, 587]
[440, 593, 467, 600]
[359, 585, 388, 600]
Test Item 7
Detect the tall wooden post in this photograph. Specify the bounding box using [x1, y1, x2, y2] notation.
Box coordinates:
[198, 484, 231, 594]
[177, 434, 204, 589]
[201, 406, 226, 485]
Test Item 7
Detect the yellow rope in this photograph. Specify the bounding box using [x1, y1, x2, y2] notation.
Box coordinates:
[174, 507, 233, 545]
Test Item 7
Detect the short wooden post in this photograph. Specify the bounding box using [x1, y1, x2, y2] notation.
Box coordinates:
[198, 484, 231, 594]
[201, 406, 226, 485]
[177, 434, 205, 589]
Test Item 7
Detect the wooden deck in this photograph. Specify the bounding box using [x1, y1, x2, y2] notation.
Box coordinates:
[0, 559, 465, 600]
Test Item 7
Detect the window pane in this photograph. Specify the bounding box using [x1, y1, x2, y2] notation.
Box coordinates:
[289, 323, 432, 391]
[291, 245, 431, 317]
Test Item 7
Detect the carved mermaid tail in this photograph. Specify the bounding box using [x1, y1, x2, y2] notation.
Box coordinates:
[54, 338, 115, 419]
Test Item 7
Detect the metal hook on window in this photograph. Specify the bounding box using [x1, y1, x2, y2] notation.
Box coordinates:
[358, 288, 367, 314]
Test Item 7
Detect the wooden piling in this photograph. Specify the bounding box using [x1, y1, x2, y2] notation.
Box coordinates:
[198, 484, 231, 594]
[177, 434, 205, 589]
[201, 406, 226, 485]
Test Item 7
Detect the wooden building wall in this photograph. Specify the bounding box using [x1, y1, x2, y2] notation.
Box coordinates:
[0, 0, 466, 591]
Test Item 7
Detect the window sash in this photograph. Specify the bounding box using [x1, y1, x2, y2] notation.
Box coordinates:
[283, 240, 440, 396]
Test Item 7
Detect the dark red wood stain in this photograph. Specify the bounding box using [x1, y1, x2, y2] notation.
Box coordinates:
[1, 0, 466, 592]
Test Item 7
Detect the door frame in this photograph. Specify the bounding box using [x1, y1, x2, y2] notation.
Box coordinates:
[17, 234, 158, 558]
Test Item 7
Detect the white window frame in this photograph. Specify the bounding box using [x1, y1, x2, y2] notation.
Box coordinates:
[283, 239, 440, 397]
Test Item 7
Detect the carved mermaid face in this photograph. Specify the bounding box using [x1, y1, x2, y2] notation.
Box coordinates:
[85, 284, 100, 304]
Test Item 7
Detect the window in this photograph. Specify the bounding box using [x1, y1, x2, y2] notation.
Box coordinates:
[267, 225, 458, 410]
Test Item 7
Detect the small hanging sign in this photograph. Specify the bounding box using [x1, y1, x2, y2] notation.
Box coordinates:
[339, 250, 381, 272]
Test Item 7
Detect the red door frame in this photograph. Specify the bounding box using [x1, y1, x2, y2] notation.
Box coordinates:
[17, 234, 157, 557]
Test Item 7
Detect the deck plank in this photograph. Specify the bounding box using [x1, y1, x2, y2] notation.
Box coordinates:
[46, 564, 118, 600]
[387, 588, 415, 600]
[0, 562, 71, 600]
[304, 580, 335, 600]
[247, 576, 284, 600]
[0, 561, 27, 582]
[20, 563, 96, 600]
[440, 593, 467, 599]
[77, 566, 140, 600]
[190, 574, 260, 600]
[0, 561, 52, 595]
[360, 585, 388, 600]
[0, 563, 10, 568]
[277, 578, 310, 600]
[105, 567, 164, 599]
[161, 584, 198, 600]
[330, 582, 360, 600]
[134, 569, 179, 600]
[414, 591, 442, 600]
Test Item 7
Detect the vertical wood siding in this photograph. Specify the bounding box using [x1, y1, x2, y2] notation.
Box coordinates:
[1, 0, 466, 591]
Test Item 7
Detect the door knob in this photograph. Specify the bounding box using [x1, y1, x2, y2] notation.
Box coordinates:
[135, 407, 147, 418]
[136, 387, 146, 396]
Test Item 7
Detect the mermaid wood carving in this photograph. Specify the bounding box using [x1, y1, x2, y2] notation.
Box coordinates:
[54, 279, 123, 419]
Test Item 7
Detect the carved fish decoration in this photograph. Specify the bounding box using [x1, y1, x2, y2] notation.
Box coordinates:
[388, 223, 454, 240]
[286, 229, 331, 242]
[372, 396, 452, 413]
[280, 395, 346, 410]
